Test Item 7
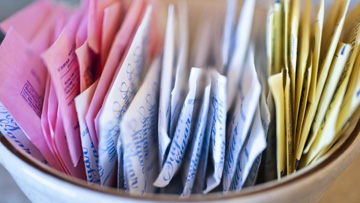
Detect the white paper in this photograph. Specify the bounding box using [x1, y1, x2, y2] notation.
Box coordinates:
[116, 137, 124, 189]
[74, 81, 100, 184]
[170, 3, 189, 139]
[226, 0, 256, 110]
[242, 154, 262, 188]
[158, 5, 176, 166]
[120, 55, 161, 195]
[154, 67, 206, 188]
[230, 107, 266, 191]
[181, 81, 211, 197]
[203, 71, 227, 194]
[223, 50, 261, 193]
[0, 102, 47, 164]
[222, 0, 237, 70]
[96, 6, 152, 186]
[192, 111, 212, 193]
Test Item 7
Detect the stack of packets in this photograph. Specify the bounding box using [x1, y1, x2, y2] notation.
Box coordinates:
[0, 0, 268, 196]
[267, 0, 360, 178]
[0, 0, 359, 198]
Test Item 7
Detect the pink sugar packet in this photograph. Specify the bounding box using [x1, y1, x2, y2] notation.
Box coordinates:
[76, 8, 89, 49]
[53, 8, 71, 42]
[42, 78, 69, 174]
[41, 77, 57, 157]
[47, 82, 58, 144]
[0, 0, 52, 42]
[0, 28, 61, 170]
[100, 1, 122, 68]
[88, 0, 117, 54]
[76, 41, 97, 93]
[85, 0, 145, 148]
[30, 11, 58, 54]
[43, 79, 74, 174]
[42, 11, 84, 166]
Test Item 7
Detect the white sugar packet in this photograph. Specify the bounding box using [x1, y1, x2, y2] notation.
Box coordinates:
[226, 0, 256, 110]
[120, 55, 161, 195]
[181, 79, 211, 197]
[170, 3, 189, 140]
[74, 81, 100, 184]
[158, 4, 176, 166]
[154, 67, 206, 188]
[203, 71, 227, 194]
[230, 107, 266, 191]
[221, 0, 237, 73]
[116, 138, 124, 189]
[0, 102, 47, 164]
[223, 50, 261, 193]
[192, 111, 212, 193]
[242, 153, 262, 187]
[97, 6, 152, 186]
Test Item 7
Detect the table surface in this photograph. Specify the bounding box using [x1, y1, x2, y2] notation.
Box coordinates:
[0, 0, 359, 202]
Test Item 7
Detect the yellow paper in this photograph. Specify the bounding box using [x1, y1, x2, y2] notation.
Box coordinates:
[294, 0, 311, 139]
[282, 0, 289, 69]
[310, 105, 360, 165]
[287, 0, 299, 114]
[315, 0, 349, 106]
[342, 2, 360, 40]
[267, 5, 275, 75]
[308, 0, 324, 103]
[305, 43, 351, 151]
[296, 53, 312, 151]
[284, 67, 294, 174]
[337, 20, 360, 133]
[320, 0, 343, 54]
[273, 1, 282, 74]
[268, 72, 286, 179]
[303, 18, 360, 162]
[301, 69, 347, 166]
[296, 0, 349, 161]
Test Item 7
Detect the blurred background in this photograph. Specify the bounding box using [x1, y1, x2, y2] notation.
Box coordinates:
[0, 0, 360, 202]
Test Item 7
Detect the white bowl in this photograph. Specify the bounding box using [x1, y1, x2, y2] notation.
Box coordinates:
[1, 119, 360, 203]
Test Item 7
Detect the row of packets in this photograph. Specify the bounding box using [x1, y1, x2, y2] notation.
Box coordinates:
[0, 0, 272, 196]
[266, 0, 360, 179]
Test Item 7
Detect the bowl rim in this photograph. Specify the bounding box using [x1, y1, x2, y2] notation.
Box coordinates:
[1, 119, 359, 201]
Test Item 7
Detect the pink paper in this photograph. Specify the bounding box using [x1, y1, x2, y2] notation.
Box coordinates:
[76, 41, 97, 93]
[42, 11, 84, 166]
[47, 82, 58, 142]
[148, 0, 163, 59]
[30, 7, 67, 54]
[53, 7, 71, 42]
[0, 0, 52, 42]
[53, 106, 86, 179]
[0, 28, 61, 170]
[76, 2, 90, 48]
[41, 77, 56, 155]
[85, 0, 145, 147]
[48, 81, 72, 174]
[88, 0, 116, 54]
[100, 1, 122, 68]
[41, 78, 68, 173]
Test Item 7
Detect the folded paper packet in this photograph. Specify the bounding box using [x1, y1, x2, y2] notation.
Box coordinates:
[0, 0, 359, 197]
